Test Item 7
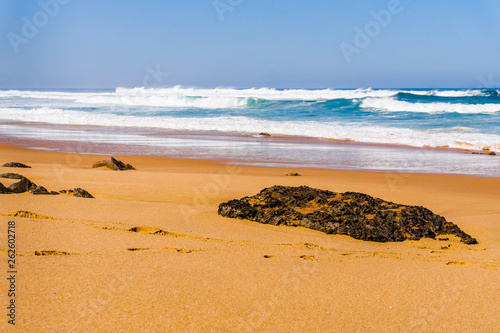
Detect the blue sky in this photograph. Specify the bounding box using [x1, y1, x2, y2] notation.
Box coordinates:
[1, 0, 499, 89]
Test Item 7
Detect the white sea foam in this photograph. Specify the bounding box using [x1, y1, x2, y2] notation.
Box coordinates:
[1, 107, 498, 151]
[361, 97, 500, 114]
[405, 90, 485, 97]
[0, 87, 398, 108]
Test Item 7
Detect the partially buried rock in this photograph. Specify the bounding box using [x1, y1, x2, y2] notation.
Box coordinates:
[8, 177, 36, 193]
[2, 162, 31, 168]
[92, 156, 135, 171]
[0, 182, 12, 194]
[72, 188, 94, 198]
[286, 172, 301, 176]
[0, 173, 25, 179]
[218, 185, 478, 244]
[259, 132, 271, 137]
[30, 186, 56, 195]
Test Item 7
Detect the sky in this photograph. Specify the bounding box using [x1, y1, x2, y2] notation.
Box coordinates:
[1, 0, 499, 89]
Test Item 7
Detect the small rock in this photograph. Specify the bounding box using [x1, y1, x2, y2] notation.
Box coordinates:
[8, 177, 36, 193]
[258, 132, 271, 137]
[0, 173, 25, 179]
[59, 190, 66, 194]
[50, 191, 60, 195]
[30, 186, 51, 195]
[2, 162, 31, 168]
[488, 152, 496, 156]
[0, 182, 12, 194]
[92, 156, 135, 171]
[286, 172, 301, 176]
[73, 188, 94, 198]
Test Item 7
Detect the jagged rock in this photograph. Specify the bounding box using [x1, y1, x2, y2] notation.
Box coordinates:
[8, 177, 37, 193]
[92, 157, 135, 171]
[73, 188, 94, 198]
[218, 185, 478, 244]
[30, 186, 51, 195]
[0, 173, 25, 179]
[286, 173, 301, 176]
[2, 162, 31, 168]
[0, 182, 12, 194]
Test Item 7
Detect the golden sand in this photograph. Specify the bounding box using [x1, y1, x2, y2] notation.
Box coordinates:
[0, 143, 499, 332]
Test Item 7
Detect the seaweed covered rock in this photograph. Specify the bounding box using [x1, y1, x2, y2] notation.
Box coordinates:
[2, 162, 31, 168]
[218, 185, 477, 244]
[92, 157, 135, 171]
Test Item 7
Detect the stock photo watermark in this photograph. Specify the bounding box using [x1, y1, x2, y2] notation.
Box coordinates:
[143, 64, 169, 88]
[7, 0, 71, 54]
[340, 0, 408, 63]
[477, 74, 500, 89]
[213, 0, 244, 21]
[6, 220, 17, 326]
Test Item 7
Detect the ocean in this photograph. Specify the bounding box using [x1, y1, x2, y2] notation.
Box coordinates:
[1, 87, 499, 176]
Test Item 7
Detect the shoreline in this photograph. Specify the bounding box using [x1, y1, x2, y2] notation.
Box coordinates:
[0, 142, 499, 331]
[1, 124, 499, 177]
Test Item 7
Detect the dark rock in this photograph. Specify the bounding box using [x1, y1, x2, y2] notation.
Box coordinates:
[50, 191, 60, 195]
[259, 132, 271, 137]
[73, 188, 94, 198]
[92, 156, 135, 171]
[0, 182, 12, 194]
[286, 172, 301, 176]
[2, 162, 31, 168]
[218, 185, 478, 245]
[470, 151, 497, 156]
[8, 177, 37, 193]
[59, 190, 67, 194]
[30, 186, 51, 195]
[0, 173, 25, 179]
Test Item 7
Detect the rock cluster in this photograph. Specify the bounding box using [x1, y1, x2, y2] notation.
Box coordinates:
[218, 185, 477, 244]
[0, 173, 93, 198]
[92, 157, 135, 171]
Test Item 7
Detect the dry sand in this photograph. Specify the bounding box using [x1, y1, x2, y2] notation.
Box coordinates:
[0, 143, 499, 332]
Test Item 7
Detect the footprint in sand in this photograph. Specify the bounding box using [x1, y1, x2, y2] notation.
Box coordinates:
[446, 261, 467, 266]
[32, 250, 71, 256]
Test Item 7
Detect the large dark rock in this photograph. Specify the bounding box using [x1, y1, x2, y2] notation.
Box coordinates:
[2, 162, 31, 168]
[73, 188, 94, 198]
[0, 182, 12, 194]
[8, 177, 37, 193]
[218, 185, 478, 244]
[0, 173, 25, 179]
[92, 157, 135, 171]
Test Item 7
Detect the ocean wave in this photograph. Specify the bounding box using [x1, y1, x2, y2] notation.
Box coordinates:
[0, 87, 495, 109]
[360, 97, 500, 114]
[1, 107, 498, 151]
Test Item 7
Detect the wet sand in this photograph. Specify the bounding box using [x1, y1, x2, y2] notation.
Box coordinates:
[0, 143, 499, 332]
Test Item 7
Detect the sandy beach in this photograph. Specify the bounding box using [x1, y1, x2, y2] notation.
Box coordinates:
[1, 143, 499, 332]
